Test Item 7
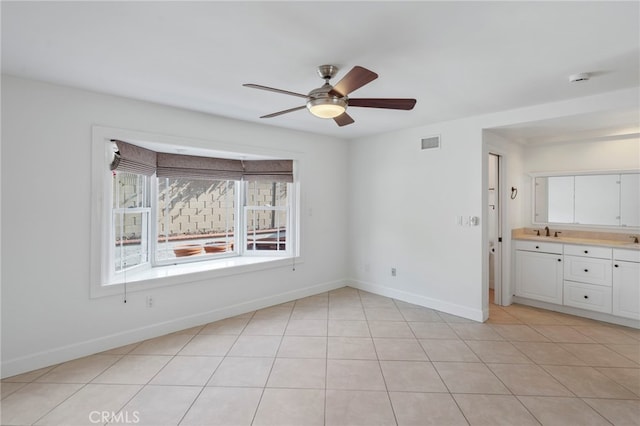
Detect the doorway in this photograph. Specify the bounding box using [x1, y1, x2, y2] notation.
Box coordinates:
[488, 153, 502, 305]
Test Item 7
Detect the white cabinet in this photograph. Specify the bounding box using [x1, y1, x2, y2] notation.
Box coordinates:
[515, 241, 563, 304]
[612, 249, 640, 320]
[563, 244, 612, 314]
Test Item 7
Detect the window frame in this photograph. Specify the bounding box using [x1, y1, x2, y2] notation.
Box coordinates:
[90, 126, 301, 299]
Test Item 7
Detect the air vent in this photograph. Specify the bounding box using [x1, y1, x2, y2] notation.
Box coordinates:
[421, 135, 441, 150]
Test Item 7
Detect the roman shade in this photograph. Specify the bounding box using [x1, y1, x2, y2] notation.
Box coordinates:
[110, 140, 157, 176]
[110, 141, 293, 182]
[242, 160, 294, 182]
[156, 153, 245, 180]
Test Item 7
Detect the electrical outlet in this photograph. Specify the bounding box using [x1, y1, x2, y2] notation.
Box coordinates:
[146, 296, 154, 308]
[391, 268, 397, 277]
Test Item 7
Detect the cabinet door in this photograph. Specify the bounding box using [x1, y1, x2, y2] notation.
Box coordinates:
[613, 261, 640, 320]
[515, 250, 563, 304]
[620, 174, 640, 227]
[564, 256, 612, 286]
[574, 174, 620, 226]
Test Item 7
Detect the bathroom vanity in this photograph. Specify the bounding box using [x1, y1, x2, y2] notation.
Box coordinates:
[512, 230, 640, 328]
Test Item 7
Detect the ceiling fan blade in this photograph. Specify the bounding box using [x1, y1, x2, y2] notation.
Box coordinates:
[330, 66, 378, 97]
[348, 98, 417, 110]
[333, 112, 355, 127]
[260, 105, 307, 118]
[243, 84, 309, 99]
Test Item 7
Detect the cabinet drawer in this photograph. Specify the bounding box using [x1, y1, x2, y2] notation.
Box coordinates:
[564, 256, 612, 286]
[514, 240, 562, 254]
[564, 244, 612, 259]
[564, 281, 612, 313]
[613, 249, 640, 263]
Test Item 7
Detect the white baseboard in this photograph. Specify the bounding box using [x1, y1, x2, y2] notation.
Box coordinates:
[1, 279, 346, 379]
[349, 279, 484, 322]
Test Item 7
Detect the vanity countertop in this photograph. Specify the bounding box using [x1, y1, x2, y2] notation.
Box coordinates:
[512, 228, 640, 251]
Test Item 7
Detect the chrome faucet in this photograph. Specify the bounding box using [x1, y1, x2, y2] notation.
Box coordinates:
[544, 226, 550, 237]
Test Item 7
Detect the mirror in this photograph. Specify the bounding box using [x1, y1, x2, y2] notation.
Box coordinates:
[533, 172, 640, 227]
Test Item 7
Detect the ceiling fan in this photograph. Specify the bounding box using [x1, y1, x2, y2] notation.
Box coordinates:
[243, 65, 417, 127]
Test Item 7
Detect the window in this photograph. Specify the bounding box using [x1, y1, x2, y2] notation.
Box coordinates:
[91, 129, 298, 293]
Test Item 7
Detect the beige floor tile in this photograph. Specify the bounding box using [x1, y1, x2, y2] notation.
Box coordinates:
[419, 339, 480, 362]
[437, 312, 475, 323]
[91, 355, 171, 384]
[0, 383, 83, 425]
[180, 387, 262, 426]
[328, 320, 370, 337]
[364, 307, 404, 321]
[512, 341, 587, 365]
[252, 306, 293, 320]
[519, 396, 610, 426]
[150, 356, 222, 386]
[454, 394, 540, 426]
[328, 306, 366, 320]
[389, 392, 468, 426]
[359, 292, 397, 308]
[199, 317, 249, 334]
[226, 335, 281, 357]
[110, 385, 200, 426]
[101, 342, 141, 355]
[168, 325, 205, 335]
[487, 363, 573, 396]
[465, 340, 533, 364]
[35, 354, 121, 383]
[490, 324, 549, 342]
[380, 360, 447, 392]
[1, 382, 26, 399]
[409, 322, 458, 339]
[583, 398, 640, 426]
[277, 336, 327, 358]
[618, 326, 640, 340]
[595, 367, 640, 396]
[253, 388, 324, 426]
[207, 357, 274, 387]
[368, 320, 414, 338]
[531, 325, 597, 343]
[399, 308, 443, 322]
[266, 358, 326, 389]
[178, 334, 237, 356]
[326, 359, 386, 390]
[433, 362, 510, 394]
[572, 325, 639, 344]
[2, 365, 57, 383]
[325, 390, 395, 426]
[34, 383, 141, 426]
[560, 343, 639, 367]
[242, 318, 288, 335]
[606, 343, 640, 364]
[285, 319, 328, 336]
[290, 305, 328, 320]
[373, 338, 428, 361]
[130, 333, 193, 355]
[294, 293, 328, 307]
[328, 337, 377, 360]
[543, 365, 638, 398]
[450, 323, 505, 340]
[486, 308, 523, 324]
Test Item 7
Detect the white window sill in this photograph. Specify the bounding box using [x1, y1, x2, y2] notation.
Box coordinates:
[91, 255, 300, 299]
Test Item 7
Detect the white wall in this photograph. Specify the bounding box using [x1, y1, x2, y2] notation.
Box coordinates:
[1, 75, 349, 377]
[347, 87, 638, 322]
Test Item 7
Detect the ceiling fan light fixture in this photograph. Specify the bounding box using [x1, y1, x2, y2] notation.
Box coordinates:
[307, 97, 347, 119]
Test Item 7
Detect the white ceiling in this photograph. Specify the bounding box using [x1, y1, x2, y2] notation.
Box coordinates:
[2, 1, 639, 141]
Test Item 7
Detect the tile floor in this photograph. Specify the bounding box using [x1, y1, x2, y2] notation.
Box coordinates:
[2, 287, 639, 425]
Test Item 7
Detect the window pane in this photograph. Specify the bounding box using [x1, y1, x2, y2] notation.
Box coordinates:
[246, 208, 287, 252]
[114, 211, 148, 271]
[113, 172, 149, 209]
[246, 181, 287, 207]
[156, 178, 236, 261]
